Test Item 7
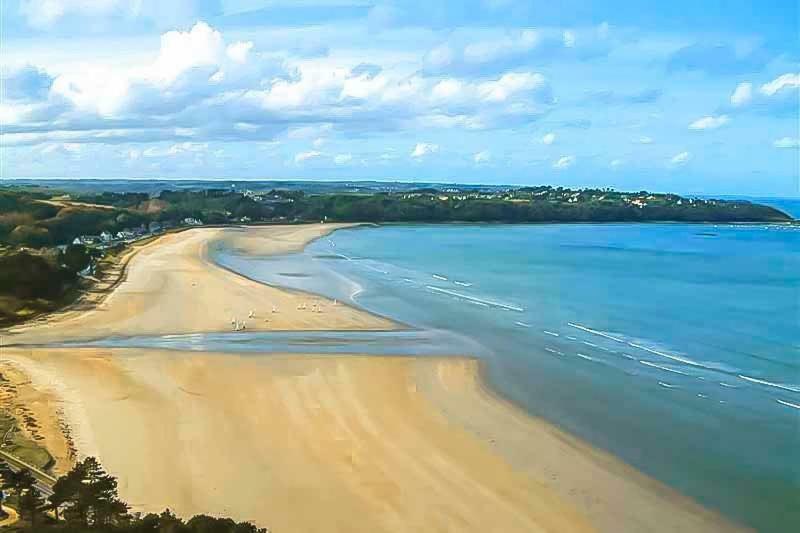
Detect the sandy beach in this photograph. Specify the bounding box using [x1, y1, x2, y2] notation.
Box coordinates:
[5, 224, 394, 345]
[0, 224, 750, 532]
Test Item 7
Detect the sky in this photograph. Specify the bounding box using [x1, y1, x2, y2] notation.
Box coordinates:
[0, 0, 798, 196]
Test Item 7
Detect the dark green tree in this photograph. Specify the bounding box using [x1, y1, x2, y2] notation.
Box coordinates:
[18, 485, 45, 527]
[48, 456, 128, 528]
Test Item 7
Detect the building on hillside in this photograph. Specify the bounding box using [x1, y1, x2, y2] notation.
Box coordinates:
[73, 236, 100, 245]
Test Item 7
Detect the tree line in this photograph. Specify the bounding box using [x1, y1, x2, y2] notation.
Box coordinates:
[0, 457, 267, 532]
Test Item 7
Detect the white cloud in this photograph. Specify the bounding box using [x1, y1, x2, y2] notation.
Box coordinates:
[334, 153, 353, 165]
[730, 82, 752, 107]
[721, 74, 798, 117]
[759, 73, 800, 96]
[294, 150, 322, 163]
[424, 44, 456, 71]
[234, 122, 259, 132]
[41, 142, 81, 156]
[478, 72, 546, 102]
[62, 142, 82, 153]
[287, 124, 333, 140]
[774, 137, 800, 149]
[226, 41, 254, 64]
[431, 79, 464, 100]
[473, 150, 491, 163]
[411, 143, 439, 158]
[142, 142, 207, 158]
[2, 18, 556, 156]
[541, 132, 556, 145]
[637, 136, 654, 144]
[553, 155, 575, 169]
[462, 29, 540, 66]
[50, 67, 131, 117]
[670, 151, 691, 165]
[152, 22, 225, 84]
[610, 159, 623, 169]
[689, 115, 730, 130]
[422, 26, 613, 77]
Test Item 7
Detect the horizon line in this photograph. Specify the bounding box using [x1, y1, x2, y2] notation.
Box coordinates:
[1, 177, 798, 199]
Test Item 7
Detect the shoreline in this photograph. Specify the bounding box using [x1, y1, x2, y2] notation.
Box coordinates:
[463, 358, 745, 532]
[0, 224, 751, 532]
[3, 224, 396, 345]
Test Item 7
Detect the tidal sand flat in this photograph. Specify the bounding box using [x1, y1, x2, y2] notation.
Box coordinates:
[1, 225, 751, 532]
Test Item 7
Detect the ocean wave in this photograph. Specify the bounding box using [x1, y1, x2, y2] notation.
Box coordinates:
[658, 382, 679, 389]
[515, 321, 532, 328]
[432, 274, 448, 281]
[545, 347, 564, 356]
[454, 281, 472, 287]
[639, 360, 690, 376]
[363, 263, 388, 274]
[568, 322, 738, 374]
[576, 353, 600, 362]
[425, 286, 524, 312]
[776, 399, 800, 410]
[567, 322, 626, 344]
[737, 375, 800, 393]
[543, 330, 559, 337]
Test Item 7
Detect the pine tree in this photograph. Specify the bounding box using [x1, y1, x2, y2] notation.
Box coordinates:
[18, 486, 44, 527]
[48, 456, 129, 527]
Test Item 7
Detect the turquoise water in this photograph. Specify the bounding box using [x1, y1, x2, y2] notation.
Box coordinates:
[211, 222, 799, 532]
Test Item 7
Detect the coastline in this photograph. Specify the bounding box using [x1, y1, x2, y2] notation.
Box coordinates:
[3, 224, 396, 346]
[0, 223, 751, 532]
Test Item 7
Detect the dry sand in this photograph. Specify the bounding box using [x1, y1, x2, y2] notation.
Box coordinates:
[2, 347, 599, 533]
[0, 359, 74, 474]
[0, 224, 749, 532]
[5, 224, 394, 345]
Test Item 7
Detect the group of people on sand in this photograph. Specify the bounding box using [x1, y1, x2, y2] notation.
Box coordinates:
[230, 305, 280, 331]
[296, 301, 325, 313]
[229, 299, 340, 331]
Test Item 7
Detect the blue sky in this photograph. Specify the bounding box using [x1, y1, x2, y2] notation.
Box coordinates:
[1, 0, 798, 195]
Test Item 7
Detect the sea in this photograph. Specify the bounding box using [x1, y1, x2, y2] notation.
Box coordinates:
[206, 220, 798, 533]
[61, 191, 799, 532]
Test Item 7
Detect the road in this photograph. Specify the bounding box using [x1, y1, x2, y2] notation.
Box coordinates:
[0, 449, 56, 497]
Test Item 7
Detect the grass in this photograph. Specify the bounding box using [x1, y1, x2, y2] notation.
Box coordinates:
[0, 413, 53, 471]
